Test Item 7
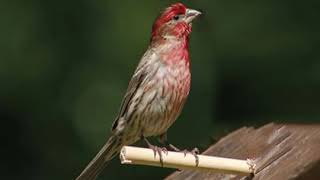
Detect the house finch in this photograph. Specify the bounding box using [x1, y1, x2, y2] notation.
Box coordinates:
[76, 3, 201, 180]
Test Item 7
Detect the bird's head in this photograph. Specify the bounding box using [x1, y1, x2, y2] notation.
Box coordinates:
[151, 3, 201, 41]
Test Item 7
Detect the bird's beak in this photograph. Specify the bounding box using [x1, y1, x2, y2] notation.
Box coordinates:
[184, 8, 202, 24]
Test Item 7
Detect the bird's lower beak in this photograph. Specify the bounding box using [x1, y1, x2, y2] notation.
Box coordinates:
[185, 8, 202, 24]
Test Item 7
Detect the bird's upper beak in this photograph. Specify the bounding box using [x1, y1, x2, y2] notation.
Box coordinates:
[184, 8, 202, 24]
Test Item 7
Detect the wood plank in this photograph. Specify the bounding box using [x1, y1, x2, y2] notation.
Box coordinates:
[166, 123, 320, 180]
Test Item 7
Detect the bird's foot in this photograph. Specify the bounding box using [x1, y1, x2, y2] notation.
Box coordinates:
[169, 145, 200, 167]
[143, 137, 168, 166]
[148, 144, 168, 167]
[182, 147, 200, 167]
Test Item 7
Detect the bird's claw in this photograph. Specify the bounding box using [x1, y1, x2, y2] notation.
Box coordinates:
[149, 145, 168, 167]
[167, 143, 200, 167]
[191, 148, 200, 167]
[182, 147, 200, 167]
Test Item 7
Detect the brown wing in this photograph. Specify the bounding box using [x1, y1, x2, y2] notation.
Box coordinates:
[111, 66, 147, 132]
[110, 48, 159, 132]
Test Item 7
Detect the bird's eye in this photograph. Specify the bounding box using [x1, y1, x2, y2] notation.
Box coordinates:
[173, 15, 180, 20]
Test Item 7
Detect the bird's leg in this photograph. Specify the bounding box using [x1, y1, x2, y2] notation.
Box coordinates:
[159, 133, 200, 167]
[142, 136, 167, 167]
[159, 133, 181, 151]
[168, 144, 181, 152]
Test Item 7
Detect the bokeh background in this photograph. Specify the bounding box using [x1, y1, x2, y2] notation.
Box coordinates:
[1, 0, 319, 179]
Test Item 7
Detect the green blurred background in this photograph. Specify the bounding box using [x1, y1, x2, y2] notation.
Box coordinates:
[1, 0, 319, 179]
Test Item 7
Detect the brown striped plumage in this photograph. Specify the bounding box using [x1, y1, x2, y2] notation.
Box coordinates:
[76, 3, 201, 180]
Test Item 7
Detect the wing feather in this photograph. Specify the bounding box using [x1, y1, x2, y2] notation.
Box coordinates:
[111, 50, 157, 132]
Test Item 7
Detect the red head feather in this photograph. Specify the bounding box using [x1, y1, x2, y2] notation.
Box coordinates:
[151, 3, 188, 39]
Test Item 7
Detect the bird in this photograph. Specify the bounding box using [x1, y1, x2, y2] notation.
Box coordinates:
[76, 3, 201, 180]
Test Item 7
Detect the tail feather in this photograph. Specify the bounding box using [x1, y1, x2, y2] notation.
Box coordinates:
[76, 135, 122, 180]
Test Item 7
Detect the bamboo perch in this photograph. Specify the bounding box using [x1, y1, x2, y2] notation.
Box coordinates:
[120, 146, 255, 175]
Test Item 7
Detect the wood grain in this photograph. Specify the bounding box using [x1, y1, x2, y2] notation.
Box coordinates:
[166, 123, 320, 180]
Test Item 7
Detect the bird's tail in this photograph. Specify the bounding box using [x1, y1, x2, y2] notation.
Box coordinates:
[76, 135, 122, 180]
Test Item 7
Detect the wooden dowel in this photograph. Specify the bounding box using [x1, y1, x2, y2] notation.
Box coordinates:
[120, 146, 255, 175]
